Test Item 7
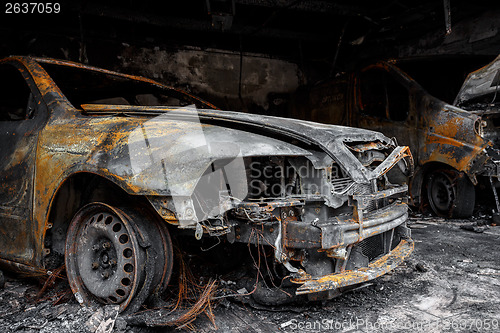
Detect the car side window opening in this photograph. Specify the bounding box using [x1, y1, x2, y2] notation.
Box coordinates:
[0, 64, 32, 121]
[359, 68, 409, 122]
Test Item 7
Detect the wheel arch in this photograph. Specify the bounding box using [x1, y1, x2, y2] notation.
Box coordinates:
[413, 161, 475, 217]
[410, 161, 458, 208]
[43, 172, 154, 269]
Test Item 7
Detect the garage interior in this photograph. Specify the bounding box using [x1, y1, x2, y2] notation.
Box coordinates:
[2, 1, 499, 114]
[1, 1, 500, 332]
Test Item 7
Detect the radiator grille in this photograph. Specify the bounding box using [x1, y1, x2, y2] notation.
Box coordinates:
[357, 230, 394, 261]
[358, 235, 385, 261]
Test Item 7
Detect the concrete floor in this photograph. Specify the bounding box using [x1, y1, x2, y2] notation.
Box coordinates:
[1, 217, 499, 333]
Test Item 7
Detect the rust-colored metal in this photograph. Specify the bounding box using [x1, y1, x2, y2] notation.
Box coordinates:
[353, 62, 489, 182]
[293, 239, 414, 294]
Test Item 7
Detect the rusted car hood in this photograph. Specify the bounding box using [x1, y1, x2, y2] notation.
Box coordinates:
[454, 54, 500, 106]
[80, 104, 394, 196]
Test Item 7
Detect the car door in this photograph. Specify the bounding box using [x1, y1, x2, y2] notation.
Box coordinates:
[0, 62, 46, 264]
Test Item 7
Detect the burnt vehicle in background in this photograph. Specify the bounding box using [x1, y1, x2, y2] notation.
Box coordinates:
[0, 56, 413, 313]
[291, 55, 499, 218]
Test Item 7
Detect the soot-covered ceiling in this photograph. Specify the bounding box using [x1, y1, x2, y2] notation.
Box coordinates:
[1, 0, 499, 72]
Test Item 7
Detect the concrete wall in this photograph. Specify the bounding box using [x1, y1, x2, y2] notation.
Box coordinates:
[119, 46, 302, 113]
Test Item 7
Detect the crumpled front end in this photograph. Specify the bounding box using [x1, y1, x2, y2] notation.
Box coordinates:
[149, 135, 414, 299]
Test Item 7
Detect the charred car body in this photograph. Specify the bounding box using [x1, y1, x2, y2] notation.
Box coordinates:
[292, 56, 500, 218]
[0, 56, 413, 312]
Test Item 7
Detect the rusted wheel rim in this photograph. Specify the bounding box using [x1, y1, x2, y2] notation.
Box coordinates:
[428, 171, 455, 215]
[66, 202, 173, 313]
[75, 210, 139, 304]
[66, 203, 147, 312]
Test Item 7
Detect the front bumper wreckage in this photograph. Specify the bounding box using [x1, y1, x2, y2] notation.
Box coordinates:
[285, 188, 412, 297]
[222, 185, 413, 300]
[288, 187, 409, 250]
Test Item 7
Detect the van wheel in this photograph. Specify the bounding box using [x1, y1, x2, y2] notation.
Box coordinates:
[65, 203, 173, 313]
[426, 169, 475, 218]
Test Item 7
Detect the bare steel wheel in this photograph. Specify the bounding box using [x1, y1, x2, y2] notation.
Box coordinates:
[65, 203, 173, 313]
[426, 168, 475, 218]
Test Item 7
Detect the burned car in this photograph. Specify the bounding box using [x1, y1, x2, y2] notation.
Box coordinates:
[0, 56, 413, 313]
[292, 56, 499, 218]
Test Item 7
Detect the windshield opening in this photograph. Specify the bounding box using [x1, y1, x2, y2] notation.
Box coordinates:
[39, 62, 215, 110]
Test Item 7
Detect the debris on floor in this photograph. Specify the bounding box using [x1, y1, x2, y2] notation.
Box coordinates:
[1, 215, 500, 332]
[460, 223, 489, 233]
[415, 262, 428, 272]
